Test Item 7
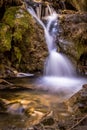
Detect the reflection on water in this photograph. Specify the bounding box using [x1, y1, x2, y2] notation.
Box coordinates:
[0, 76, 86, 128]
[0, 90, 66, 128]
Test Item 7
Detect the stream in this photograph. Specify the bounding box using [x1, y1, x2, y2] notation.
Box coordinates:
[0, 2, 87, 129]
[0, 76, 72, 129]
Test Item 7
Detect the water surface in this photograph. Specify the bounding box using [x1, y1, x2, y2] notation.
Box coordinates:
[0, 76, 70, 128]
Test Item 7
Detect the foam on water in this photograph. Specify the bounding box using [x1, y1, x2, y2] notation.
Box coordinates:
[44, 50, 76, 76]
[37, 76, 86, 92]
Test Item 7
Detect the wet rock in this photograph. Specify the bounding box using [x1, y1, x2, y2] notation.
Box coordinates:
[65, 84, 87, 113]
[7, 102, 25, 114]
[25, 107, 46, 125]
[59, 11, 87, 74]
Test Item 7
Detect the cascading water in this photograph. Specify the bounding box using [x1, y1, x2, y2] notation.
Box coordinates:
[28, 5, 76, 77]
[27, 4, 87, 98]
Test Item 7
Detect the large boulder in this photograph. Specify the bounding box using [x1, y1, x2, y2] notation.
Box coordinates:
[0, 6, 47, 78]
[65, 84, 87, 114]
[59, 11, 87, 74]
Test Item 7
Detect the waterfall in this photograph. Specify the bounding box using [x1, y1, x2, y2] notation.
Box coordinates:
[27, 5, 76, 77]
[26, 4, 87, 96]
[44, 51, 76, 76]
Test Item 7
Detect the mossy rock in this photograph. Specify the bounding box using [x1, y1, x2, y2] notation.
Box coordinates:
[0, 6, 47, 75]
[0, 23, 12, 52]
[2, 7, 18, 28]
[0, 6, 35, 65]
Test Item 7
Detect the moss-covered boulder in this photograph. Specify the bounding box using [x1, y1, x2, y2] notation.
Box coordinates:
[0, 6, 47, 77]
[0, 24, 12, 52]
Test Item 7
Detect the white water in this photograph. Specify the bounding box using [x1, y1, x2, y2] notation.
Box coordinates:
[44, 51, 76, 76]
[27, 5, 87, 96]
[37, 76, 86, 99]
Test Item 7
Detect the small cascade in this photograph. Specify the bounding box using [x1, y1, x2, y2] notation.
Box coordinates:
[44, 51, 76, 76]
[27, 4, 77, 77]
[25, 0, 55, 19]
[36, 3, 42, 19]
[26, 2, 87, 95]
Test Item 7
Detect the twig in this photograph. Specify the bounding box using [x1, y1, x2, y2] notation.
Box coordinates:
[68, 114, 87, 130]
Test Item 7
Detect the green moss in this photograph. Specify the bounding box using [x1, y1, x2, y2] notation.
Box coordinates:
[0, 6, 43, 72]
[1, 6, 35, 50]
[0, 23, 12, 52]
[14, 47, 22, 64]
[2, 6, 35, 44]
[13, 28, 23, 42]
[3, 7, 19, 28]
[12, 9, 34, 43]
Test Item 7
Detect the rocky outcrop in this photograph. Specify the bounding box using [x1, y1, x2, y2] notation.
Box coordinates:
[65, 84, 87, 114]
[0, 5, 47, 78]
[59, 11, 87, 74]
